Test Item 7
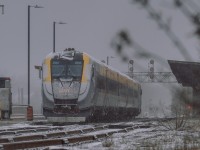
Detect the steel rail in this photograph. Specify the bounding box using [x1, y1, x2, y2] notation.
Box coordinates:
[0, 124, 151, 150]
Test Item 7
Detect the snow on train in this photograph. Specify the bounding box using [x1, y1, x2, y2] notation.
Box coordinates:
[41, 48, 142, 121]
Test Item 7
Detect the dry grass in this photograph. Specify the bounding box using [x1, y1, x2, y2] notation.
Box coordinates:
[102, 136, 114, 147]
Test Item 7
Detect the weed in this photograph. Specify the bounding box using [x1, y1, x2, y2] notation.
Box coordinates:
[102, 136, 114, 147]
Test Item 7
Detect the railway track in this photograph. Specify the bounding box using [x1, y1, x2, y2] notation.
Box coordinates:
[0, 123, 151, 150]
[0, 126, 64, 137]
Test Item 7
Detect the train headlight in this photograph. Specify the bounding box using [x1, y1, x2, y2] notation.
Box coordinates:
[62, 48, 75, 58]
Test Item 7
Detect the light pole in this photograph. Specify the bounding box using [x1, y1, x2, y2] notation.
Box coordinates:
[0, 5, 4, 14]
[53, 21, 66, 53]
[28, 5, 43, 107]
[106, 56, 115, 65]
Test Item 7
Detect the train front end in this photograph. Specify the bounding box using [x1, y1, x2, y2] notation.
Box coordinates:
[42, 49, 84, 117]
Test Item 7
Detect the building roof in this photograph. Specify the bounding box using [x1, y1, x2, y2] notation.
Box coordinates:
[168, 60, 200, 87]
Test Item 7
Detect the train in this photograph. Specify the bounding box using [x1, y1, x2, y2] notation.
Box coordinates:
[41, 48, 142, 122]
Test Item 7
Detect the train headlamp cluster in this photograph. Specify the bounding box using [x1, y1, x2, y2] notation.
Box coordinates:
[62, 48, 75, 58]
[65, 48, 75, 51]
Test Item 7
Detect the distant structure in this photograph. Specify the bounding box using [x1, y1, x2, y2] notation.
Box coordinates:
[0, 77, 12, 119]
[168, 60, 200, 110]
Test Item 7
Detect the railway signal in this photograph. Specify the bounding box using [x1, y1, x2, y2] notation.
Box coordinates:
[128, 59, 134, 78]
[149, 59, 154, 80]
[126, 59, 177, 83]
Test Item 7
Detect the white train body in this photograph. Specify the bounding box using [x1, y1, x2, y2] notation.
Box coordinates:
[41, 49, 142, 121]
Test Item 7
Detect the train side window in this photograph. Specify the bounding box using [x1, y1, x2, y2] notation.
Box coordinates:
[120, 84, 126, 96]
[134, 89, 138, 98]
[97, 76, 105, 90]
[130, 89, 133, 97]
[109, 80, 117, 94]
[112, 80, 118, 94]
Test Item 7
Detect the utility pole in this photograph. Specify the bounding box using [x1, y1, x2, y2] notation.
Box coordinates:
[53, 21, 66, 53]
[27, 5, 43, 107]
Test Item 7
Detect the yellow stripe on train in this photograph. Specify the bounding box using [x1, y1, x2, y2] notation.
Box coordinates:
[43, 57, 52, 82]
[81, 53, 90, 83]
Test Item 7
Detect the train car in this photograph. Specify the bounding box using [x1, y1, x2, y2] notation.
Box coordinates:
[41, 48, 142, 122]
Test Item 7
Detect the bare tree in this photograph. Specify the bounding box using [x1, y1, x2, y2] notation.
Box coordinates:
[111, 0, 200, 115]
[111, 0, 200, 63]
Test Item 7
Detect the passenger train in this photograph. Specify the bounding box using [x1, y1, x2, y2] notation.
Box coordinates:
[41, 48, 142, 121]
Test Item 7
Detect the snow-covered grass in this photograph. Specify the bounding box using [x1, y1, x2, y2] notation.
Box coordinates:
[58, 119, 200, 150]
[1, 119, 200, 149]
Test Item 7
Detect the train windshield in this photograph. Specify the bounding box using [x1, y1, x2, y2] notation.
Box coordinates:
[52, 60, 83, 79]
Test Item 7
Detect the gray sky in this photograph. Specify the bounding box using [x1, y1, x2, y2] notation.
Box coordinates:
[0, 0, 199, 113]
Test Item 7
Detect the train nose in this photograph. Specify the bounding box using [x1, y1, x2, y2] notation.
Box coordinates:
[52, 79, 81, 101]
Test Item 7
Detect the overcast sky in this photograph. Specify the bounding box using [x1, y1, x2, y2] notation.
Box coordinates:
[0, 0, 199, 114]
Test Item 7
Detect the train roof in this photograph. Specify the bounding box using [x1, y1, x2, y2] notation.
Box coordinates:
[168, 60, 200, 87]
[84, 52, 140, 84]
[44, 50, 82, 59]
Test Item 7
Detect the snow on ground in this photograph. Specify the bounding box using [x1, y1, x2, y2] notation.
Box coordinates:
[51, 119, 200, 150]
[1, 119, 200, 149]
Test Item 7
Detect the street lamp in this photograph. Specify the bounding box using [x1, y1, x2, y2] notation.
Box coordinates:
[53, 21, 66, 53]
[0, 5, 4, 14]
[28, 5, 43, 107]
[106, 56, 115, 65]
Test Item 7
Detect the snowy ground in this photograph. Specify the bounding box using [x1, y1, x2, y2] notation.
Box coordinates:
[1, 119, 200, 150]
[52, 119, 200, 150]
